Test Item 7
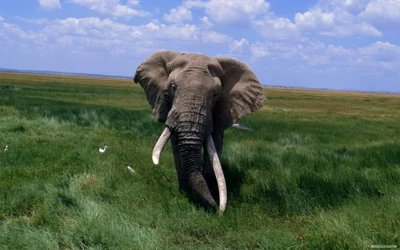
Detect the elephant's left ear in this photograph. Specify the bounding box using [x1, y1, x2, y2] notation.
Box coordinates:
[214, 57, 266, 129]
[133, 51, 182, 122]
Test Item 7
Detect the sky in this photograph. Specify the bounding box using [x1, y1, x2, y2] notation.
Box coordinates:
[0, 0, 399, 92]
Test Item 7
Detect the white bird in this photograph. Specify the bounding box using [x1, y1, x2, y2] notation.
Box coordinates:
[232, 123, 252, 131]
[99, 145, 107, 153]
[4, 145, 8, 152]
[127, 166, 135, 173]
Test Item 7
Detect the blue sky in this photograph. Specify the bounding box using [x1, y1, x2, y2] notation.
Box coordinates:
[0, 0, 399, 92]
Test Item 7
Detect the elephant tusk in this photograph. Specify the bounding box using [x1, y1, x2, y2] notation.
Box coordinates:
[206, 135, 227, 215]
[152, 127, 171, 165]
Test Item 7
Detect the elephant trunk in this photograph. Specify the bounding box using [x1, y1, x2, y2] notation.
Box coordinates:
[152, 128, 227, 213]
[152, 97, 227, 213]
[176, 132, 217, 211]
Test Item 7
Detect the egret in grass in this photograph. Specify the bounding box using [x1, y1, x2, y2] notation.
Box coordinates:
[99, 145, 107, 153]
[4, 145, 8, 152]
[232, 123, 252, 131]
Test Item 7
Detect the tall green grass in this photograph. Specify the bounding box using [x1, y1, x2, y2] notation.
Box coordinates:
[1, 72, 400, 249]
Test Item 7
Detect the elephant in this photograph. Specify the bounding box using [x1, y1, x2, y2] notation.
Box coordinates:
[133, 51, 266, 214]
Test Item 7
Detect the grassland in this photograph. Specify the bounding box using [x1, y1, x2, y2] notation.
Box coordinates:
[1, 72, 400, 249]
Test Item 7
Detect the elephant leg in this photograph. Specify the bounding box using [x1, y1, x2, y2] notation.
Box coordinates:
[170, 134, 189, 192]
[203, 129, 224, 202]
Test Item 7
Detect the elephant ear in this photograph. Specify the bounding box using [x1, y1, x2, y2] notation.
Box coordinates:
[133, 51, 182, 122]
[214, 57, 266, 129]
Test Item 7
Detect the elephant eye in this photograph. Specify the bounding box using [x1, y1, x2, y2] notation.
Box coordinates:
[213, 92, 220, 99]
[169, 82, 177, 96]
[171, 83, 176, 91]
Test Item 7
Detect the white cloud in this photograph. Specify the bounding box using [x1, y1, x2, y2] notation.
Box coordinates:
[250, 42, 269, 58]
[180, 0, 388, 39]
[304, 0, 400, 35]
[15, 16, 49, 25]
[250, 41, 310, 61]
[185, 0, 270, 27]
[295, 9, 335, 32]
[229, 38, 249, 53]
[361, 0, 400, 30]
[1, 15, 235, 59]
[342, 0, 371, 14]
[0, 18, 48, 47]
[358, 41, 400, 70]
[164, 6, 192, 23]
[254, 15, 298, 40]
[38, 0, 61, 11]
[200, 16, 213, 28]
[0, 17, 151, 56]
[319, 21, 381, 37]
[69, 0, 149, 19]
[293, 7, 381, 37]
[249, 39, 400, 77]
[145, 22, 160, 31]
[317, 0, 370, 14]
[158, 24, 200, 41]
[201, 31, 231, 43]
[126, 0, 139, 7]
[252, 41, 348, 64]
[252, 0, 384, 39]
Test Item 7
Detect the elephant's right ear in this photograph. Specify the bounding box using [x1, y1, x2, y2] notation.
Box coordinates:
[133, 51, 181, 122]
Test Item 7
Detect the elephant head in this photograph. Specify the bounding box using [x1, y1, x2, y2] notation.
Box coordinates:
[134, 51, 266, 214]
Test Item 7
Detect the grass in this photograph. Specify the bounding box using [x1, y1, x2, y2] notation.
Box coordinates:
[1, 72, 400, 249]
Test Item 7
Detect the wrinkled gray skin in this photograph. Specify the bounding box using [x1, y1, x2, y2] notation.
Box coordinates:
[134, 51, 266, 212]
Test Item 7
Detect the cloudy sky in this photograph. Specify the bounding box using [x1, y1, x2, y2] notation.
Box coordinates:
[0, 0, 399, 92]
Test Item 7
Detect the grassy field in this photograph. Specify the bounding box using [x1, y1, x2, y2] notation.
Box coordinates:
[1, 72, 400, 249]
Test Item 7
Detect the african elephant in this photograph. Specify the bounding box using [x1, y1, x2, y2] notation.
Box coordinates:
[133, 51, 266, 214]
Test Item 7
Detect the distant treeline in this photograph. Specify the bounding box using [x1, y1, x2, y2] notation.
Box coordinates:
[0, 68, 131, 80]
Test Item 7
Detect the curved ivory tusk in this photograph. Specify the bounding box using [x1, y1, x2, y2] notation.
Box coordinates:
[152, 127, 171, 165]
[206, 135, 227, 215]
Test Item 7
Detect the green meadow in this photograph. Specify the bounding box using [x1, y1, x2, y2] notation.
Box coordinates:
[1, 72, 400, 249]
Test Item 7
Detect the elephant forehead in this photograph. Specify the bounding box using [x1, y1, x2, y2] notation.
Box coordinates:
[168, 54, 210, 73]
[179, 54, 223, 76]
[171, 54, 213, 69]
[181, 53, 212, 62]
